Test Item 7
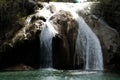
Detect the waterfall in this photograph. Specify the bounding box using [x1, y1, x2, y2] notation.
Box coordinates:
[38, 2, 103, 70]
[74, 15, 103, 70]
[40, 21, 58, 68]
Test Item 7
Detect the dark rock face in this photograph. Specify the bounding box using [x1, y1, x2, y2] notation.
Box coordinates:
[50, 10, 78, 69]
[0, 5, 45, 69]
[100, 0, 120, 34]
[0, 37, 41, 70]
[97, 0, 120, 71]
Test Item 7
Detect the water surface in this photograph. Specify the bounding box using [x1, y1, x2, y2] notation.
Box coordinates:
[0, 69, 120, 80]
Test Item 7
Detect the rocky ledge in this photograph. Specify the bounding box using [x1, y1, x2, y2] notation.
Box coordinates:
[0, 1, 119, 71]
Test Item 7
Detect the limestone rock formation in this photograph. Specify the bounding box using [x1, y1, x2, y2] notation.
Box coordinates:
[0, 1, 119, 70]
[50, 10, 78, 69]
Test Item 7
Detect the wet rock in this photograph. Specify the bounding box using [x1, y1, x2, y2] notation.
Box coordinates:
[84, 15, 120, 69]
[74, 0, 120, 70]
[4, 64, 33, 71]
[0, 4, 45, 69]
[50, 10, 78, 69]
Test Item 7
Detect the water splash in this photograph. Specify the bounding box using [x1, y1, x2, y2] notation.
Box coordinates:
[75, 15, 103, 70]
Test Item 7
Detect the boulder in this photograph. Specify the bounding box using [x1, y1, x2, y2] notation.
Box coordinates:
[50, 10, 78, 69]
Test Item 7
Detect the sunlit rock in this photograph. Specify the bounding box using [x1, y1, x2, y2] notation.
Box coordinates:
[50, 10, 78, 69]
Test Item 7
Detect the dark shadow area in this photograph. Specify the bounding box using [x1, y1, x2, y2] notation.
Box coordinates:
[0, 36, 40, 70]
[52, 35, 84, 70]
[52, 36, 73, 70]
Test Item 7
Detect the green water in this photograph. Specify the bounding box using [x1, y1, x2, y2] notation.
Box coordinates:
[0, 69, 120, 80]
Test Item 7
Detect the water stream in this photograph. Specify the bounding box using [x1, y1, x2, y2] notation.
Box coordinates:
[40, 22, 58, 68]
[75, 16, 103, 70]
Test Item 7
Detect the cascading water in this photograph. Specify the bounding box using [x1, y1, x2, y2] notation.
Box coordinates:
[40, 21, 58, 68]
[38, 2, 103, 70]
[74, 15, 103, 70]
